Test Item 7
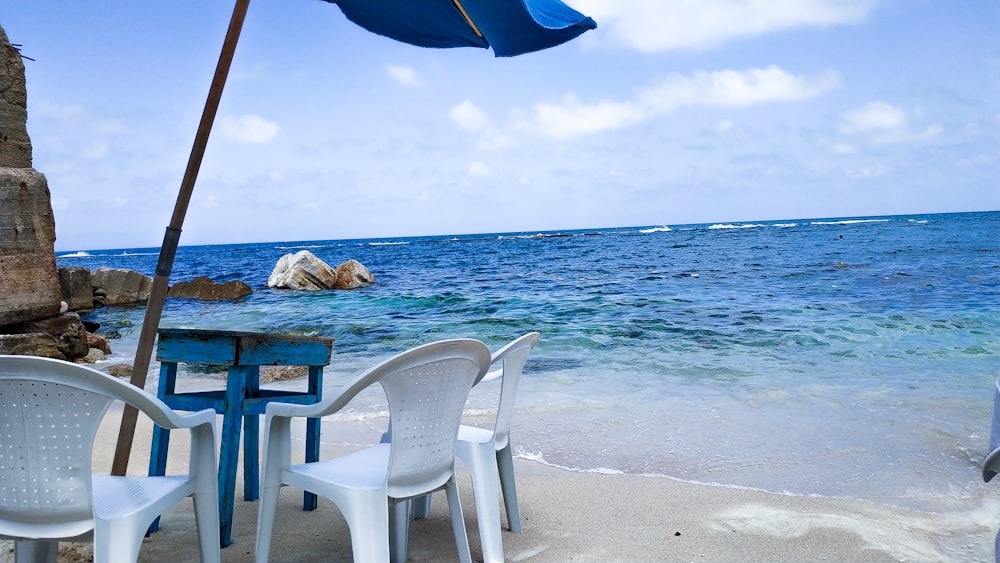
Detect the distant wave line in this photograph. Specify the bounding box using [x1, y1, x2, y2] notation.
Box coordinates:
[708, 223, 768, 230]
[368, 241, 409, 246]
[810, 219, 891, 226]
[640, 226, 672, 234]
[57, 251, 93, 258]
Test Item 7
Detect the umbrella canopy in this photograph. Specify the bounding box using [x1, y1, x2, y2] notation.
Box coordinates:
[112, 0, 595, 474]
[331, 0, 596, 56]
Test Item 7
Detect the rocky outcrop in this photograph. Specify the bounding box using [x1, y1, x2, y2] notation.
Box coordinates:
[1, 27, 62, 328]
[0, 169, 61, 325]
[91, 267, 153, 306]
[0, 333, 64, 359]
[59, 266, 94, 310]
[267, 250, 339, 290]
[168, 276, 252, 300]
[0, 312, 90, 361]
[267, 250, 374, 291]
[0, 28, 111, 364]
[0, 27, 32, 168]
[334, 259, 375, 289]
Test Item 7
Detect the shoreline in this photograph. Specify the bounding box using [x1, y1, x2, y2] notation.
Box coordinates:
[3, 407, 996, 562]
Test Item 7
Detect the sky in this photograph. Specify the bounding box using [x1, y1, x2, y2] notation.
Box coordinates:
[2, 1, 998, 252]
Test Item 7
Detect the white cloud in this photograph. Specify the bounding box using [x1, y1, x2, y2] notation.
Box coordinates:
[386, 64, 421, 87]
[200, 194, 221, 208]
[450, 100, 491, 132]
[839, 101, 907, 134]
[97, 119, 129, 134]
[846, 163, 892, 178]
[524, 67, 839, 139]
[81, 141, 108, 160]
[530, 94, 641, 139]
[830, 142, 857, 155]
[32, 100, 83, 120]
[640, 67, 840, 110]
[219, 114, 280, 143]
[569, 0, 880, 52]
[716, 119, 737, 135]
[838, 102, 942, 145]
[476, 131, 517, 150]
[873, 124, 943, 145]
[467, 161, 492, 176]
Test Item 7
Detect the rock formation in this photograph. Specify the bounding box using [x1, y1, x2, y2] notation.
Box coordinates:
[267, 250, 374, 291]
[90, 267, 153, 305]
[0, 26, 62, 327]
[334, 258, 376, 289]
[167, 276, 252, 300]
[267, 250, 339, 290]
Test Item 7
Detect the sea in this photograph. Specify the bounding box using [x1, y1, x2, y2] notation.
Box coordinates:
[60, 211, 999, 526]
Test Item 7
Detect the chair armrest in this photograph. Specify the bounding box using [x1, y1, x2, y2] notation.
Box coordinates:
[265, 363, 384, 419]
[477, 367, 504, 384]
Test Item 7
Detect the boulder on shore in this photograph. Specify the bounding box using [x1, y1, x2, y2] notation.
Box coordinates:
[92, 267, 152, 305]
[0, 312, 90, 360]
[59, 266, 94, 310]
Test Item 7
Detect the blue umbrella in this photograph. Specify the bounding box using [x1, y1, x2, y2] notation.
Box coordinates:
[113, 0, 595, 474]
[332, 0, 596, 56]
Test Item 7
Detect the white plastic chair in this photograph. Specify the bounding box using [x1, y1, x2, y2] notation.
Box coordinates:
[0, 355, 220, 563]
[411, 331, 539, 563]
[255, 338, 491, 563]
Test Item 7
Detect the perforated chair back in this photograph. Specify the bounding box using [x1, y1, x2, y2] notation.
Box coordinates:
[0, 365, 111, 539]
[489, 332, 539, 451]
[377, 340, 490, 499]
[0, 355, 221, 563]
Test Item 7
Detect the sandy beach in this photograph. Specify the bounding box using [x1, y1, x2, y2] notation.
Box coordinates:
[3, 405, 997, 563]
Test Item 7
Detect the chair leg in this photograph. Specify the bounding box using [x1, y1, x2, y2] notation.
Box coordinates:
[92, 518, 146, 563]
[388, 499, 410, 563]
[255, 482, 282, 563]
[464, 445, 505, 563]
[411, 493, 432, 519]
[14, 539, 58, 563]
[497, 444, 522, 533]
[194, 489, 222, 563]
[445, 477, 473, 563]
[340, 493, 391, 563]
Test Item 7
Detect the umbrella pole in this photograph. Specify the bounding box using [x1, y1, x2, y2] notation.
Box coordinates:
[112, 0, 252, 476]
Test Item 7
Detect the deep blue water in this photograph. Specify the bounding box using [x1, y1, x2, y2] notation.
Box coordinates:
[60, 211, 999, 515]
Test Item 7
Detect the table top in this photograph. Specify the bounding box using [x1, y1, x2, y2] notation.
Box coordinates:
[157, 327, 334, 343]
[156, 327, 334, 366]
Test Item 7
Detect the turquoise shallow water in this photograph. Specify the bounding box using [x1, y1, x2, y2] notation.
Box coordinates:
[62, 211, 999, 516]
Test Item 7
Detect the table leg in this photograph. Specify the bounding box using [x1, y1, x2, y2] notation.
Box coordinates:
[218, 366, 247, 548]
[147, 424, 171, 533]
[244, 366, 260, 502]
[303, 365, 323, 510]
[304, 416, 319, 510]
[148, 362, 178, 534]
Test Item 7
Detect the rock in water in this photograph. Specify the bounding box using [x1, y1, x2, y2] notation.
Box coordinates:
[267, 250, 338, 290]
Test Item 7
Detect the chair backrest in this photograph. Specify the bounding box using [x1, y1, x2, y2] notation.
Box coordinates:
[489, 332, 539, 450]
[0, 355, 185, 540]
[373, 339, 490, 499]
[0, 356, 118, 539]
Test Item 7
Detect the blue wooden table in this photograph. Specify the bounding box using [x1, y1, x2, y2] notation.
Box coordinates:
[147, 328, 334, 547]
